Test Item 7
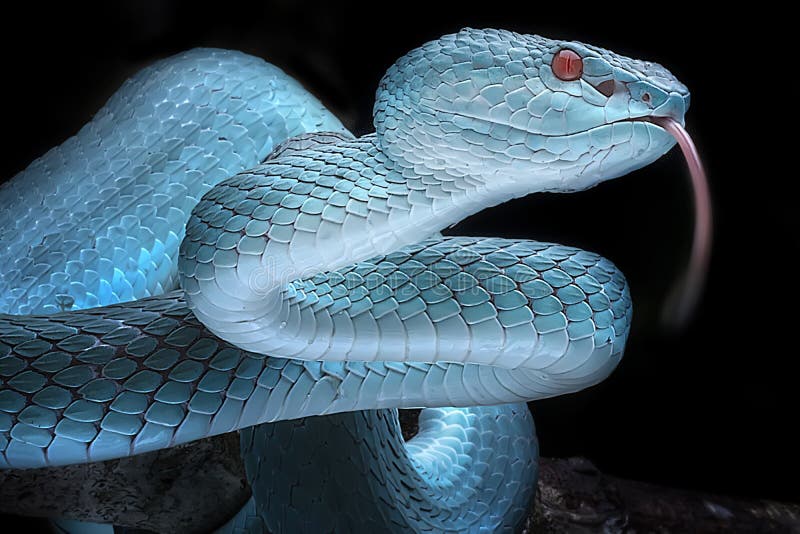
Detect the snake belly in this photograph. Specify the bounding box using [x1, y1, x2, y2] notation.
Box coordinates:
[0, 28, 693, 533]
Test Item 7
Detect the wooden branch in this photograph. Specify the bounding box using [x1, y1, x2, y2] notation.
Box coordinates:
[2, 412, 798, 533]
[525, 456, 800, 533]
[0, 432, 249, 533]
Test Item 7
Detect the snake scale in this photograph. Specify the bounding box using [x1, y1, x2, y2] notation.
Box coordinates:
[0, 28, 691, 533]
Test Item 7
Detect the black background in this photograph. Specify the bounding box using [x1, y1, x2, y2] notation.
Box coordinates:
[1, 1, 795, 506]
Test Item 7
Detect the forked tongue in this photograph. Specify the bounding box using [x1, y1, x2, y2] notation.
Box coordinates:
[650, 116, 711, 329]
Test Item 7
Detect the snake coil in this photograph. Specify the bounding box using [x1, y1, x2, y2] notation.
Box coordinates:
[0, 28, 691, 533]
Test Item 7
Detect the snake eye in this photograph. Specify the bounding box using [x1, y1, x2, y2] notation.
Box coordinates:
[552, 49, 583, 81]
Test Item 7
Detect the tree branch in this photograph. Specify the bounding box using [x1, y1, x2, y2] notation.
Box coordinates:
[0, 432, 248, 533]
[525, 457, 800, 533]
[2, 412, 798, 533]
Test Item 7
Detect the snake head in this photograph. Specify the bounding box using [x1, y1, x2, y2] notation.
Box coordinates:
[374, 28, 691, 196]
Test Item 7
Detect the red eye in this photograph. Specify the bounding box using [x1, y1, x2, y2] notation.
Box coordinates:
[552, 49, 583, 81]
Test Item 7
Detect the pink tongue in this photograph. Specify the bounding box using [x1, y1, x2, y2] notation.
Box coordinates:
[649, 116, 712, 328]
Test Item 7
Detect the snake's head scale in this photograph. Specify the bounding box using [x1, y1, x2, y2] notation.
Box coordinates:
[374, 28, 691, 197]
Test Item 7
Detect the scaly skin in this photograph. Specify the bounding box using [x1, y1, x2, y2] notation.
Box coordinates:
[1, 28, 689, 533]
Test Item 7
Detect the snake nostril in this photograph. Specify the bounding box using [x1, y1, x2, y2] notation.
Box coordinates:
[594, 79, 616, 98]
[642, 92, 652, 105]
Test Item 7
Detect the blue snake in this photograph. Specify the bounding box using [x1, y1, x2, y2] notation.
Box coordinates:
[0, 28, 691, 533]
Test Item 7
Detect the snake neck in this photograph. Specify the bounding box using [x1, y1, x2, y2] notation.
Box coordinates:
[376, 129, 527, 205]
[180, 132, 520, 344]
[184, 133, 520, 293]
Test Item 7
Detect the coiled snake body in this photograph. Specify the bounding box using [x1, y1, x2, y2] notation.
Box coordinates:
[0, 29, 690, 532]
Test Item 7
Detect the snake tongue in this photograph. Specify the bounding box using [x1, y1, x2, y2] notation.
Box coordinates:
[649, 116, 712, 329]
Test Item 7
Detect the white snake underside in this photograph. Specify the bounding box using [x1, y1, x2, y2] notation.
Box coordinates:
[0, 28, 690, 533]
